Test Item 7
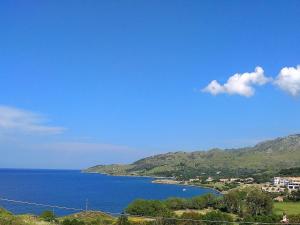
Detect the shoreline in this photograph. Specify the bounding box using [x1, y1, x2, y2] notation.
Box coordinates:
[152, 179, 222, 194]
[82, 170, 170, 179]
[83, 171, 221, 194]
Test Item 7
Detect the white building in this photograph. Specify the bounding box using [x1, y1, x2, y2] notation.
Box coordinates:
[206, 176, 213, 182]
[287, 177, 300, 191]
[273, 177, 300, 191]
[273, 177, 290, 186]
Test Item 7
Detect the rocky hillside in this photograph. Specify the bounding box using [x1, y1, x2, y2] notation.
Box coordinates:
[84, 134, 300, 179]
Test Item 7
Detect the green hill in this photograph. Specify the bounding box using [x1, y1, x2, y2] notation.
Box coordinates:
[84, 134, 300, 180]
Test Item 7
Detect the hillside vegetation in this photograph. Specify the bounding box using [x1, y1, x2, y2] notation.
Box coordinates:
[0, 208, 116, 225]
[84, 134, 300, 179]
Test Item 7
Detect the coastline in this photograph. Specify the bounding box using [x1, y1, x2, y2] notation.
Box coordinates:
[83, 171, 221, 194]
[82, 170, 169, 179]
[152, 179, 222, 194]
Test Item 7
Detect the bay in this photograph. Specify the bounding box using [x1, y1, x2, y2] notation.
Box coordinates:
[0, 169, 218, 216]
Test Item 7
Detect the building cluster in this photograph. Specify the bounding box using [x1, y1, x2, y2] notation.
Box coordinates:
[188, 176, 255, 184]
[273, 177, 300, 191]
[261, 185, 285, 193]
[219, 177, 254, 184]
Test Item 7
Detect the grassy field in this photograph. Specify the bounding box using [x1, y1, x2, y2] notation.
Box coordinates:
[273, 202, 300, 215]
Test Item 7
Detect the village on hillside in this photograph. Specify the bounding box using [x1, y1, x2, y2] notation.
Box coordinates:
[153, 174, 300, 201]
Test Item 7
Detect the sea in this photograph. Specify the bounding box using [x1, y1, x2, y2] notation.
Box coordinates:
[0, 169, 218, 216]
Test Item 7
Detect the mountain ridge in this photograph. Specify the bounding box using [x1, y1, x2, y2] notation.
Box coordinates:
[84, 134, 300, 179]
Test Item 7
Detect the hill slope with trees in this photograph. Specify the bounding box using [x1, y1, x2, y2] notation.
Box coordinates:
[84, 134, 300, 179]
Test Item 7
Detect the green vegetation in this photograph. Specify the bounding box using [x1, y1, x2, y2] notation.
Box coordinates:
[242, 214, 281, 224]
[0, 207, 53, 225]
[61, 211, 116, 224]
[122, 187, 291, 224]
[0, 208, 115, 225]
[245, 189, 273, 216]
[273, 202, 300, 215]
[125, 193, 219, 216]
[61, 219, 85, 225]
[288, 189, 300, 201]
[125, 188, 274, 218]
[0, 208, 23, 225]
[1, 187, 300, 225]
[125, 199, 174, 217]
[180, 211, 233, 225]
[278, 167, 300, 176]
[116, 215, 131, 225]
[192, 181, 239, 192]
[40, 210, 57, 222]
[84, 134, 300, 182]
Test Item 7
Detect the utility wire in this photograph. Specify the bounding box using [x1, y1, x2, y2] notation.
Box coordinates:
[0, 197, 299, 225]
[0, 197, 83, 212]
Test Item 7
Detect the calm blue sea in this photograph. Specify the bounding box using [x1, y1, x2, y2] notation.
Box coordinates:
[0, 169, 218, 216]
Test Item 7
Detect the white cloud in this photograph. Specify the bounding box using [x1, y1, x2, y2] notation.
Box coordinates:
[0, 105, 65, 134]
[203, 67, 271, 97]
[274, 65, 300, 96]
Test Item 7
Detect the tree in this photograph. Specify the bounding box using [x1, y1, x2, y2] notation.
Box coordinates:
[126, 199, 174, 217]
[190, 194, 217, 210]
[223, 189, 245, 215]
[245, 189, 273, 216]
[190, 196, 207, 210]
[213, 197, 226, 211]
[165, 197, 189, 210]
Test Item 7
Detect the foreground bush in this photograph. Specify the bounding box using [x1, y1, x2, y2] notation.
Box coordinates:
[116, 215, 131, 225]
[201, 211, 233, 225]
[241, 214, 281, 225]
[61, 218, 85, 225]
[179, 211, 233, 225]
[0, 208, 23, 225]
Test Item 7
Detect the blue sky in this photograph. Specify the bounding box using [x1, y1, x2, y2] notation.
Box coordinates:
[0, 0, 300, 169]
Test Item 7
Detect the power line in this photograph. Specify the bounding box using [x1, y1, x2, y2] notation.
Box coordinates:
[0, 197, 83, 212]
[0, 196, 299, 225]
